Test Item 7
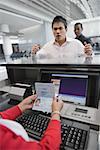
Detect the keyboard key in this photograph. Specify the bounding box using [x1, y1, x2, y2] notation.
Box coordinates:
[16, 111, 90, 150]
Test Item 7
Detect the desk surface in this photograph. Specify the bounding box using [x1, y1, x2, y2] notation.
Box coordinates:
[1, 53, 100, 65]
[0, 97, 99, 150]
[1, 63, 100, 73]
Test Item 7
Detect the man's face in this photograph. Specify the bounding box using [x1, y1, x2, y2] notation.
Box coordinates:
[52, 22, 67, 42]
[74, 24, 83, 37]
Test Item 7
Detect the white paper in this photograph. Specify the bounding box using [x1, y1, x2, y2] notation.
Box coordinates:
[35, 82, 55, 98]
[32, 82, 55, 112]
[9, 87, 25, 96]
[32, 97, 52, 112]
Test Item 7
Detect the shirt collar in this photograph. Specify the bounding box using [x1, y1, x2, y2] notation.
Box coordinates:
[53, 37, 72, 46]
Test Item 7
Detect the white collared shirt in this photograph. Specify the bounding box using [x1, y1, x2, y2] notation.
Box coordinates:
[36, 37, 85, 59]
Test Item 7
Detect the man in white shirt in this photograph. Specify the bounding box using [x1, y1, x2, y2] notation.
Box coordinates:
[32, 16, 93, 59]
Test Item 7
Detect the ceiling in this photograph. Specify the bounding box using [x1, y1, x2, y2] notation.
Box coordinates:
[0, 9, 43, 34]
[0, 0, 100, 34]
[86, 0, 100, 17]
[70, 0, 100, 18]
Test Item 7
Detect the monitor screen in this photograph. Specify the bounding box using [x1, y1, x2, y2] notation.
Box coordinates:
[51, 74, 88, 105]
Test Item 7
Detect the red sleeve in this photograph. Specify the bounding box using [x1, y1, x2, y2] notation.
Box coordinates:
[0, 105, 22, 120]
[40, 120, 61, 149]
[0, 120, 61, 150]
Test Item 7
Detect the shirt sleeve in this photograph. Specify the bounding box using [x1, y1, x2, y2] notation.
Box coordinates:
[40, 120, 61, 149]
[0, 105, 22, 120]
[76, 39, 94, 57]
[36, 40, 54, 59]
[77, 40, 85, 57]
[1, 120, 61, 150]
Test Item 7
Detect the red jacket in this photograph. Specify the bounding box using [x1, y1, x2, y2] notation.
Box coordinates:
[0, 106, 61, 150]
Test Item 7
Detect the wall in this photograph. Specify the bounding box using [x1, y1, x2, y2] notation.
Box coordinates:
[19, 23, 47, 52]
[67, 17, 100, 38]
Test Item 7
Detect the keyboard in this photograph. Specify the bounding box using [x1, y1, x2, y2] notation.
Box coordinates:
[16, 110, 90, 150]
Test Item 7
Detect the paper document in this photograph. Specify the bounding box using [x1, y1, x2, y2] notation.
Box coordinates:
[32, 97, 52, 112]
[32, 82, 55, 112]
[35, 82, 55, 98]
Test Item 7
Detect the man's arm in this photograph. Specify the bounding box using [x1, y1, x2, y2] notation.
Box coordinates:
[0, 95, 37, 120]
[86, 37, 93, 46]
[84, 42, 93, 56]
[1, 119, 61, 150]
[76, 39, 93, 57]
[32, 44, 41, 54]
[40, 119, 61, 149]
[0, 105, 22, 120]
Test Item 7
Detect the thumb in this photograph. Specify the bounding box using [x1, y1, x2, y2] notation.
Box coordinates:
[27, 94, 37, 102]
[84, 41, 87, 45]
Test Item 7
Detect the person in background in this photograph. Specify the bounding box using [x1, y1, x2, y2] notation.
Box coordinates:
[74, 22, 92, 46]
[32, 16, 93, 58]
[0, 94, 63, 150]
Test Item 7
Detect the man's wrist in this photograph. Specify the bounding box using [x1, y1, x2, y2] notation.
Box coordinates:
[52, 110, 60, 116]
[51, 111, 61, 121]
[18, 104, 25, 113]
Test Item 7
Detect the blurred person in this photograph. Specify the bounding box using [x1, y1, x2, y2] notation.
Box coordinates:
[0, 94, 63, 150]
[32, 16, 93, 58]
[74, 22, 92, 46]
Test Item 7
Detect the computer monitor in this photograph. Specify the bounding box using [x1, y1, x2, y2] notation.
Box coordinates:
[41, 70, 100, 108]
[51, 74, 88, 105]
